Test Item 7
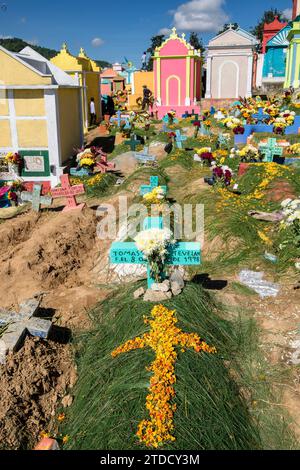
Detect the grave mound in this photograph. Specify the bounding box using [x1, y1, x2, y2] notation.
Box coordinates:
[0, 336, 76, 450]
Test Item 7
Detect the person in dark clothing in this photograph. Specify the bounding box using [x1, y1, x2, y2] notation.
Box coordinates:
[142, 85, 152, 111]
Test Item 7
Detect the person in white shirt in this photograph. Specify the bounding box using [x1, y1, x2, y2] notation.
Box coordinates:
[90, 98, 97, 126]
[141, 52, 147, 71]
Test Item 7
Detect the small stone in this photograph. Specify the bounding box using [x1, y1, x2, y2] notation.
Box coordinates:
[61, 395, 73, 408]
[143, 290, 172, 302]
[171, 281, 183, 296]
[170, 269, 185, 289]
[151, 280, 170, 292]
[133, 287, 145, 299]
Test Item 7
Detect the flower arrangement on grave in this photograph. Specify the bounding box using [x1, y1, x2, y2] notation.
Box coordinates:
[213, 149, 228, 165]
[263, 104, 279, 118]
[222, 116, 242, 130]
[195, 147, 214, 165]
[232, 125, 245, 135]
[134, 227, 174, 283]
[273, 119, 287, 135]
[211, 163, 233, 187]
[143, 186, 166, 206]
[167, 111, 176, 126]
[236, 144, 260, 162]
[288, 143, 300, 156]
[278, 198, 300, 270]
[111, 304, 216, 448]
[279, 110, 295, 126]
[4, 152, 23, 174]
[203, 119, 211, 131]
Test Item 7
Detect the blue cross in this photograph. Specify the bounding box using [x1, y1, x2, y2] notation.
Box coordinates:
[175, 130, 188, 149]
[110, 111, 130, 128]
[109, 216, 201, 288]
[140, 176, 168, 196]
[252, 107, 270, 124]
[135, 147, 156, 164]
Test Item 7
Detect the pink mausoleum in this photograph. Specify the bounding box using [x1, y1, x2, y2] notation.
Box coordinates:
[153, 28, 202, 118]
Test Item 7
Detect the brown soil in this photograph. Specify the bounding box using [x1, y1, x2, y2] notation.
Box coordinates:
[0, 336, 76, 450]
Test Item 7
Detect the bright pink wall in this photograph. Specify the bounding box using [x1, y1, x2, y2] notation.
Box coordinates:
[160, 39, 188, 56]
[161, 58, 186, 106]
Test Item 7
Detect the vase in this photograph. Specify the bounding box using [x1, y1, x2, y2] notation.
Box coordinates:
[8, 163, 19, 176]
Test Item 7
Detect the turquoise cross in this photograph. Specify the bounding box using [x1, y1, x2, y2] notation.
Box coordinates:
[140, 176, 167, 196]
[110, 111, 130, 128]
[21, 184, 52, 212]
[109, 217, 201, 288]
[259, 138, 283, 163]
[175, 130, 188, 149]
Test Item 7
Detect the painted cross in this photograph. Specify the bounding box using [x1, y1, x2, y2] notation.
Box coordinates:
[135, 147, 156, 164]
[51, 174, 85, 212]
[125, 135, 140, 151]
[95, 153, 115, 174]
[161, 123, 171, 133]
[182, 111, 191, 118]
[218, 133, 229, 148]
[175, 130, 187, 149]
[140, 176, 167, 196]
[252, 107, 270, 124]
[0, 299, 52, 364]
[21, 184, 52, 212]
[259, 138, 283, 163]
[109, 216, 201, 288]
[110, 111, 130, 128]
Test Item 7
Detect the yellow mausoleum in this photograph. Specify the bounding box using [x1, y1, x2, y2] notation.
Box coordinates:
[51, 44, 101, 130]
[127, 71, 154, 110]
[0, 45, 83, 185]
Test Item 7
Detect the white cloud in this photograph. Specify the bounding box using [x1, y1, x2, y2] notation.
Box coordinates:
[0, 35, 12, 39]
[172, 0, 229, 33]
[91, 37, 104, 47]
[158, 28, 171, 35]
[282, 8, 292, 21]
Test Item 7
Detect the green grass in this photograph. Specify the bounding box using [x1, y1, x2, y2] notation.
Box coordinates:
[61, 283, 296, 450]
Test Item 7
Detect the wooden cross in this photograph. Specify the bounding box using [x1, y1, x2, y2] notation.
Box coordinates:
[140, 176, 167, 196]
[135, 147, 156, 164]
[51, 174, 85, 212]
[21, 184, 52, 212]
[110, 216, 201, 288]
[125, 135, 140, 151]
[259, 138, 283, 163]
[175, 130, 188, 149]
[0, 299, 52, 364]
[252, 107, 270, 124]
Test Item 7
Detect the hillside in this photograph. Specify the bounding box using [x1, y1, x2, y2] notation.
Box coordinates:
[0, 37, 111, 68]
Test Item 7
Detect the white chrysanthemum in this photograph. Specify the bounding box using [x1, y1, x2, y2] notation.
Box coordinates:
[134, 228, 173, 258]
[281, 198, 293, 208]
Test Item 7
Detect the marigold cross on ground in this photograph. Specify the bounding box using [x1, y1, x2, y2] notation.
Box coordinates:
[111, 304, 216, 448]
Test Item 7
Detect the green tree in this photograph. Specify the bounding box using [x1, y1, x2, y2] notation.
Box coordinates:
[250, 8, 288, 44]
[146, 35, 165, 71]
[189, 32, 205, 56]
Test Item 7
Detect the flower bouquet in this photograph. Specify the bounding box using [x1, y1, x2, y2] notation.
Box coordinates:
[195, 147, 214, 166]
[236, 144, 260, 162]
[143, 186, 166, 206]
[5, 152, 22, 175]
[134, 228, 174, 283]
[211, 164, 233, 187]
[233, 125, 245, 135]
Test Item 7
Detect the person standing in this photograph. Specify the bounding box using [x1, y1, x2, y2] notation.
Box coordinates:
[142, 85, 152, 111]
[90, 97, 97, 126]
[141, 52, 147, 71]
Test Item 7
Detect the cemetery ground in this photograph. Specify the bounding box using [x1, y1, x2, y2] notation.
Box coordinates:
[0, 116, 300, 450]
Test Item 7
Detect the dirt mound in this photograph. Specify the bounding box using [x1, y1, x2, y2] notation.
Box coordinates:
[267, 179, 296, 203]
[0, 208, 98, 309]
[0, 337, 76, 450]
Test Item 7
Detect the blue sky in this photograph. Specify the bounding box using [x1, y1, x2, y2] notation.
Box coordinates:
[0, 0, 293, 66]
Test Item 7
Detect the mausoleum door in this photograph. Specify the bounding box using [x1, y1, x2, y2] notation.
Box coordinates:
[219, 61, 239, 99]
[166, 76, 181, 106]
